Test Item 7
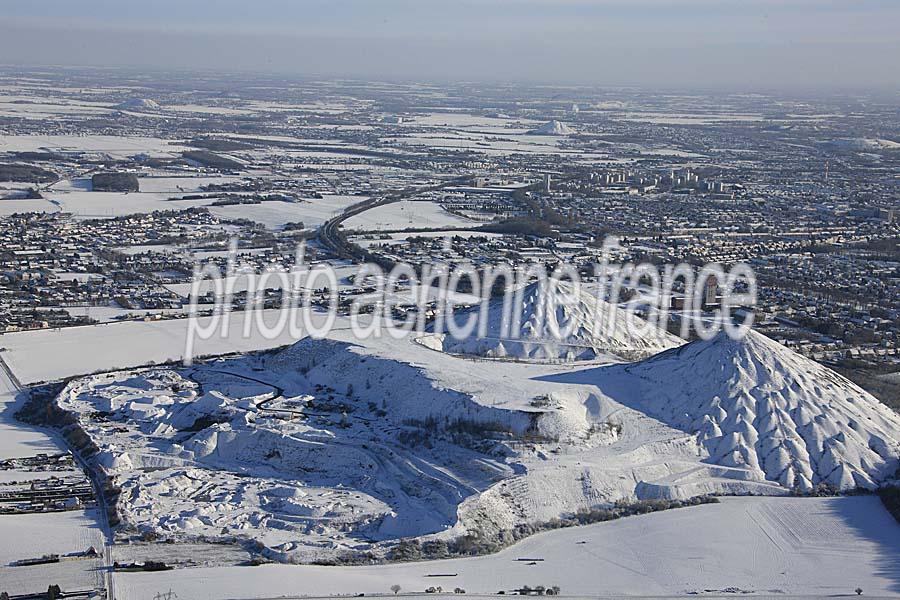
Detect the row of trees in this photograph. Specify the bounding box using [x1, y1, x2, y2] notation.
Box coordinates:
[0, 585, 62, 600]
[391, 584, 466, 595]
[384, 497, 721, 565]
[878, 485, 900, 523]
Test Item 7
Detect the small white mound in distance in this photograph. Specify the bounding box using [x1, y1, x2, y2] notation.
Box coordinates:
[422, 281, 681, 361]
[826, 137, 900, 151]
[116, 98, 160, 111]
[621, 329, 900, 491]
[528, 120, 575, 135]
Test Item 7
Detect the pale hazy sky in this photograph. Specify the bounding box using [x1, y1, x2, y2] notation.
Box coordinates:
[1, 0, 898, 89]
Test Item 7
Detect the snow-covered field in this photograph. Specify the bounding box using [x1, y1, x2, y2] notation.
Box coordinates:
[0, 98, 113, 119]
[114, 496, 900, 599]
[381, 113, 600, 158]
[615, 111, 765, 125]
[343, 201, 476, 231]
[1, 181, 359, 227]
[208, 194, 361, 229]
[42, 190, 212, 219]
[0, 196, 63, 217]
[0, 362, 59, 458]
[0, 510, 103, 566]
[0, 310, 305, 384]
[1, 559, 104, 596]
[11, 182, 342, 233]
[0, 134, 189, 159]
[136, 175, 243, 194]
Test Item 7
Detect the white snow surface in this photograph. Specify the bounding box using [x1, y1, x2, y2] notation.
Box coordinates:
[0, 510, 103, 566]
[342, 200, 475, 231]
[114, 496, 900, 599]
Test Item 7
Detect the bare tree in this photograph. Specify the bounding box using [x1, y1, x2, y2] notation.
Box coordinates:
[391, 584, 401, 595]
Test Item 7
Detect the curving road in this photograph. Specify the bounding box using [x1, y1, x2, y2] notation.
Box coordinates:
[317, 177, 471, 259]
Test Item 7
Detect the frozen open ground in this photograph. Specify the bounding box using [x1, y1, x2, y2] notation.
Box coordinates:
[209, 194, 361, 229]
[343, 200, 477, 231]
[0, 310, 307, 384]
[0, 135, 190, 159]
[0, 510, 103, 566]
[114, 496, 900, 599]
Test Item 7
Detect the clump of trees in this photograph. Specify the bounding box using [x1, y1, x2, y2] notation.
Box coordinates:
[388, 539, 451, 561]
[0, 162, 57, 182]
[189, 137, 255, 152]
[385, 496, 720, 562]
[878, 485, 900, 524]
[396, 417, 516, 453]
[516, 585, 561, 596]
[92, 172, 139, 192]
[480, 217, 559, 239]
[182, 150, 243, 170]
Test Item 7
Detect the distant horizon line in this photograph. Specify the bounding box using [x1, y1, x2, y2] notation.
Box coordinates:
[1, 63, 898, 97]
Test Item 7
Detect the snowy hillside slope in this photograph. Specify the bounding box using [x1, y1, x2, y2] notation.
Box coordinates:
[268, 338, 532, 431]
[422, 280, 681, 361]
[604, 329, 900, 491]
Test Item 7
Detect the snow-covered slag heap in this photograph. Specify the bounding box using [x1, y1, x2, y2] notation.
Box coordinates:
[420, 281, 682, 361]
[610, 329, 900, 491]
[527, 120, 575, 135]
